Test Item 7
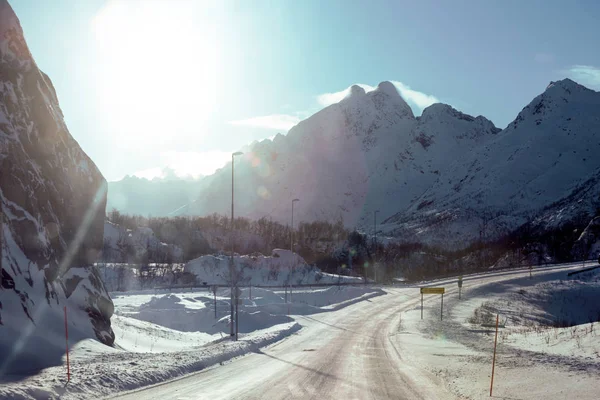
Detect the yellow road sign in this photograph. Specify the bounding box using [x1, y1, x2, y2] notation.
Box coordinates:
[420, 287, 445, 294]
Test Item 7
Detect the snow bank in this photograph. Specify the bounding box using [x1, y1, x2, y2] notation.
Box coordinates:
[0, 227, 113, 375]
[0, 284, 384, 398]
[0, 322, 302, 400]
[394, 265, 600, 399]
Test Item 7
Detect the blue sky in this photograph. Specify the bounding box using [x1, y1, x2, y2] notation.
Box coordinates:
[11, 0, 600, 182]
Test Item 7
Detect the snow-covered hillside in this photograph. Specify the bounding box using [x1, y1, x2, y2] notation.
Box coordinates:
[389, 79, 600, 247]
[0, 0, 113, 373]
[185, 249, 362, 286]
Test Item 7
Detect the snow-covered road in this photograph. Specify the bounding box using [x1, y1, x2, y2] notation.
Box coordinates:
[114, 264, 586, 400]
[114, 285, 449, 400]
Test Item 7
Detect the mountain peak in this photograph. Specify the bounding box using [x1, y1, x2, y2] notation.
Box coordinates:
[0, 0, 33, 70]
[348, 84, 366, 97]
[545, 78, 589, 93]
[375, 81, 400, 97]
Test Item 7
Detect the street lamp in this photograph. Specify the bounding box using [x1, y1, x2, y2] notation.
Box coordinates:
[291, 198, 300, 253]
[373, 210, 380, 283]
[230, 151, 243, 339]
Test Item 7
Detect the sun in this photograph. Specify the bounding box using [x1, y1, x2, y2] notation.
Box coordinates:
[91, 1, 221, 147]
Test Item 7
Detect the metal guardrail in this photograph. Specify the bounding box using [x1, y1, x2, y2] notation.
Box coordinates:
[567, 264, 600, 276]
[150, 281, 367, 292]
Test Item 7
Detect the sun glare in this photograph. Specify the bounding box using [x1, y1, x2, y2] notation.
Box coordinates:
[91, 1, 221, 147]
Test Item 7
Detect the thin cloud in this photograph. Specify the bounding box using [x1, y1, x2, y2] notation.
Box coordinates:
[316, 81, 439, 112]
[229, 114, 301, 131]
[567, 65, 600, 88]
[391, 81, 439, 110]
[317, 84, 374, 106]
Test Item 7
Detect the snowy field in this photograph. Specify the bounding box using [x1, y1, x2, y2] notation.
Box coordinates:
[0, 285, 383, 399]
[394, 263, 600, 399]
[3, 263, 598, 400]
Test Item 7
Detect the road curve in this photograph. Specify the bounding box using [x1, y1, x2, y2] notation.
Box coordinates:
[114, 263, 580, 400]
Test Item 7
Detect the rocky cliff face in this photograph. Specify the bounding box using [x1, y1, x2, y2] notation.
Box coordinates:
[0, 0, 113, 373]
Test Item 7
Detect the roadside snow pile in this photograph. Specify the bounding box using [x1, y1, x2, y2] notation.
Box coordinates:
[0, 284, 383, 399]
[292, 285, 381, 307]
[185, 248, 363, 286]
[466, 271, 600, 327]
[112, 314, 215, 353]
[462, 269, 600, 361]
[0, 322, 302, 400]
[395, 265, 600, 400]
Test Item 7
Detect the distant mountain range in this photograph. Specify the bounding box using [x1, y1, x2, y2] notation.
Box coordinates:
[107, 79, 600, 248]
[107, 174, 204, 216]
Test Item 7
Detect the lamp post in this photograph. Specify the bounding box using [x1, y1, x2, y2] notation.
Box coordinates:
[291, 198, 299, 253]
[373, 210, 380, 283]
[230, 151, 243, 339]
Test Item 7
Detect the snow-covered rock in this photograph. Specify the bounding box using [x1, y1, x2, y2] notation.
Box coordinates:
[0, 1, 113, 373]
[184, 249, 362, 286]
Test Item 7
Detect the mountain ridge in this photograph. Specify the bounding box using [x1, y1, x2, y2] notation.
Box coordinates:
[107, 78, 599, 250]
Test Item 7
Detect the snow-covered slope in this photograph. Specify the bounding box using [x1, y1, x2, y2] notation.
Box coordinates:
[389, 79, 600, 247]
[186, 82, 499, 230]
[0, 1, 113, 373]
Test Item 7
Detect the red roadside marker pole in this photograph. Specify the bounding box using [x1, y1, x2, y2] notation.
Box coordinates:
[490, 314, 499, 396]
[64, 306, 70, 383]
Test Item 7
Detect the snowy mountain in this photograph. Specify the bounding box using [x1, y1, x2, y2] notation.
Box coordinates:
[388, 79, 600, 247]
[185, 82, 500, 229]
[105, 76, 599, 251]
[107, 174, 205, 217]
[178, 78, 600, 250]
[0, 1, 113, 372]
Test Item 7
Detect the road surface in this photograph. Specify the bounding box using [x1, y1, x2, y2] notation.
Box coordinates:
[114, 264, 578, 400]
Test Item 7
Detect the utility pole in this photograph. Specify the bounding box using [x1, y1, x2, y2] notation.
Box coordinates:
[0, 198, 3, 273]
[230, 151, 243, 339]
[291, 198, 299, 253]
[373, 210, 379, 283]
[1, 171, 3, 272]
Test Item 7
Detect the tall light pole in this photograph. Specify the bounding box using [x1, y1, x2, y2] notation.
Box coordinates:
[291, 198, 299, 253]
[373, 210, 380, 283]
[230, 151, 243, 339]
